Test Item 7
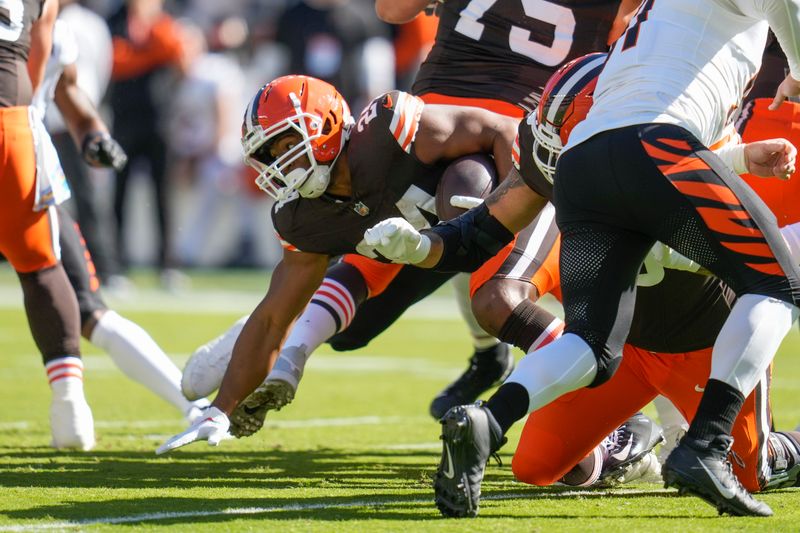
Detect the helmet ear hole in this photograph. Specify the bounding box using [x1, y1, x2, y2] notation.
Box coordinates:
[322, 118, 333, 135]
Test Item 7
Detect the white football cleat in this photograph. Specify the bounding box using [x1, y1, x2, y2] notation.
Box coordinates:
[658, 423, 688, 465]
[598, 450, 662, 487]
[50, 395, 95, 451]
[181, 315, 249, 400]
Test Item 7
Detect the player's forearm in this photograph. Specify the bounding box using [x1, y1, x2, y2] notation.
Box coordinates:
[375, 0, 431, 23]
[485, 169, 549, 234]
[212, 311, 284, 415]
[55, 82, 109, 148]
[414, 172, 545, 271]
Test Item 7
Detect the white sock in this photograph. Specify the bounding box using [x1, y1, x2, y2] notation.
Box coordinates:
[710, 293, 798, 396]
[90, 311, 197, 415]
[46, 356, 85, 399]
[451, 273, 499, 350]
[506, 332, 598, 413]
[270, 278, 357, 385]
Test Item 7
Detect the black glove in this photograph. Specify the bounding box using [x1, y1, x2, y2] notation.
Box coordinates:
[82, 131, 128, 172]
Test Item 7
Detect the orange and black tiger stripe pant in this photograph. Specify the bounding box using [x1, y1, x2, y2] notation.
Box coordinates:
[552, 123, 800, 384]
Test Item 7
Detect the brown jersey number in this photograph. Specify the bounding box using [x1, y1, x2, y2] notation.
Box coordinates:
[454, 0, 577, 66]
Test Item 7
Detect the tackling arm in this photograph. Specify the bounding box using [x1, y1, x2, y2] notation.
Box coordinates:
[211, 251, 329, 415]
[365, 166, 547, 270]
[417, 168, 548, 269]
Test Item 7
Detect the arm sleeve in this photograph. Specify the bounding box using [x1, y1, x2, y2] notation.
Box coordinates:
[761, 0, 800, 80]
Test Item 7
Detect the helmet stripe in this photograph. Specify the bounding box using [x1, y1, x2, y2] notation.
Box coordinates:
[245, 86, 266, 133]
[545, 54, 606, 126]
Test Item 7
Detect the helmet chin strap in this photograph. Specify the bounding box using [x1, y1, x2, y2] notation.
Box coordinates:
[297, 140, 348, 199]
[296, 165, 331, 199]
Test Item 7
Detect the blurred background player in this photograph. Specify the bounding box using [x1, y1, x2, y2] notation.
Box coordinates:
[0, 0, 94, 450]
[33, 15, 210, 424]
[45, 0, 118, 285]
[107, 0, 189, 288]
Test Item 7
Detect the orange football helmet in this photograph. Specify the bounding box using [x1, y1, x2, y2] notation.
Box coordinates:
[532, 52, 607, 182]
[241, 75, 354, 202]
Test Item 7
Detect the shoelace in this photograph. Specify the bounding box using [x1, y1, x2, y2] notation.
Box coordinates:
[602, 425, 626, 454]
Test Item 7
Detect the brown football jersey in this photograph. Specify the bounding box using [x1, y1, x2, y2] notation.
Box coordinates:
[413, 0, 621, 112]
[628, 269, 735, 354]
[0, 0, 44, 107]
[272, 91, 449, 259]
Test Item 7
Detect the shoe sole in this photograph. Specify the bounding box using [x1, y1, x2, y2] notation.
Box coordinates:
[255, 379, 296, 411]
[229, 380, 296, 438]
[662, 465, 772, 517]
[433, 407, 479, 518]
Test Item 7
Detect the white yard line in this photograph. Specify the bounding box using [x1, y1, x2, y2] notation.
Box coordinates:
[0, 285, 466, 319]
[0, 415, 431, 432]
[0, 489, 673, 531]
[0, 284, 564, 319]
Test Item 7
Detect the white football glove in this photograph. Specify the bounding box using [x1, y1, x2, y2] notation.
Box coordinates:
[155, 406, 230, 455]
[648, 242, 702, 273]
[363, 218, 431, 264]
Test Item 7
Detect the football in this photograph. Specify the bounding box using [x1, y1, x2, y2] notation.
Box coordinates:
[435, 154, 498, 221]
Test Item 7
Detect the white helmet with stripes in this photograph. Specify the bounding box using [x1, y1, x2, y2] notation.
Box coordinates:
[531, 53, 607, 183]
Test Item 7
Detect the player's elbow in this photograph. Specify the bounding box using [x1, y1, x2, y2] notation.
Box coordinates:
[374, 2, 417, 24]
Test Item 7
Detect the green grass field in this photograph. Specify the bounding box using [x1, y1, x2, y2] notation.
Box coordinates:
[2, 266, 800, 531]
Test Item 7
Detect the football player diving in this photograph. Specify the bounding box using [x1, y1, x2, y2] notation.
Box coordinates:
[156, 74, 520, 451]
[181, 0, 645, 429]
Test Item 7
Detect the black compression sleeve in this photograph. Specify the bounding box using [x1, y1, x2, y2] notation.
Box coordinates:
[426, 203, 514, 273]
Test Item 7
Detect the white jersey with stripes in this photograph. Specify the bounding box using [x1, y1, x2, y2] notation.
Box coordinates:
[565, 0, 800, 150]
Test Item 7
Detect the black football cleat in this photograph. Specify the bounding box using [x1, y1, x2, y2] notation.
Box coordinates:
[597, 412, 664, 485]
[663, 434, 773, 517]
[433, 402, 505, 518]
[429, 343, 514, 420]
